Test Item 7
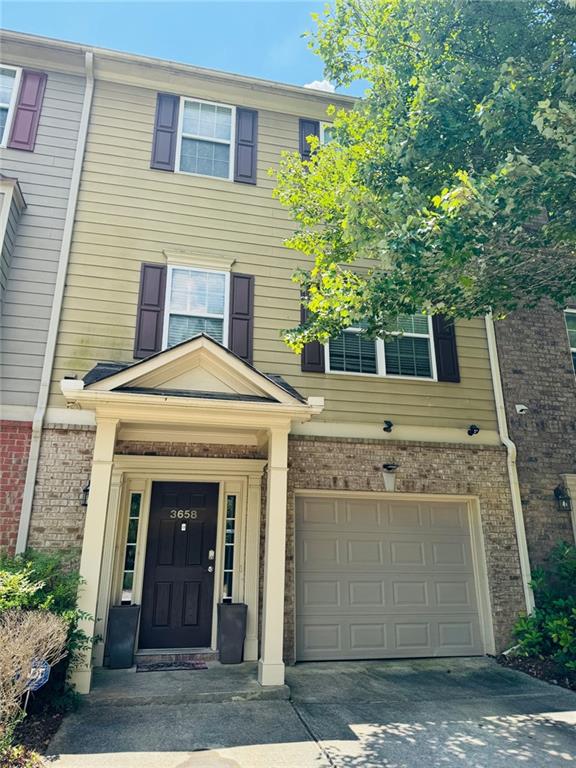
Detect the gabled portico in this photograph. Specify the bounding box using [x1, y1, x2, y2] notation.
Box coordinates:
[61, 335, 323, 693]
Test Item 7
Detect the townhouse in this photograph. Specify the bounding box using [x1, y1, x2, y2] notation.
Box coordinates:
[495, 305, 576, 562]
[0, 31, 541, 694]
[0, 34, 90, 553]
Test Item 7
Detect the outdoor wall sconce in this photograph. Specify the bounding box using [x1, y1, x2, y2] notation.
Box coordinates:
[382, 463, 399, 492]
[81, 482, 90, 507]
[467, 424, 480, 437]
[554, 485, 572, 513]
[383, 420, 394, 433]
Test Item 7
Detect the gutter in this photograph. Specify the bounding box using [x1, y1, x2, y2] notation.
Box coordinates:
[16, 51, 95, 553]
[484, 314, 535, 613]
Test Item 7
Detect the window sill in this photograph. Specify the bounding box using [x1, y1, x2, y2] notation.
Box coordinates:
[324, 369, 437, 383]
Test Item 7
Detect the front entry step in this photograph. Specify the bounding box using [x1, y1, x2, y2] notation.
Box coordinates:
[135, 648, 219, 666]
[86, 663, 290, 706]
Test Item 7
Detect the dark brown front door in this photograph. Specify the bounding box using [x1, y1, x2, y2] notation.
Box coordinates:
[139, 482, 218, 649]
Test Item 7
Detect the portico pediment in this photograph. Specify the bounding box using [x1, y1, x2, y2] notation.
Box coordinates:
[67, 334, 310, 409]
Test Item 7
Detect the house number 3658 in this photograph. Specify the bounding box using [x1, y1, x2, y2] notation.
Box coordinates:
[169, 509, 198, 519]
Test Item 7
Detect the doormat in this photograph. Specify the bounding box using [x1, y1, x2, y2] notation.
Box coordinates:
[136, 660, 209, 672]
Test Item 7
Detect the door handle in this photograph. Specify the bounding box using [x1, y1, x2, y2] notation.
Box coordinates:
[207, 566, 214, 573]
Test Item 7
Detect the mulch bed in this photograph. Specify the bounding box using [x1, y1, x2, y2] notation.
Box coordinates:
[13, 711, 65, 754]
[497, 654, 576, 692]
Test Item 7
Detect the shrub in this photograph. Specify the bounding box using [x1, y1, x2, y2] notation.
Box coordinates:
[513, 542, 576, 670]
[0, 610, 68, 758]
[0, 744, 44, 768]
[0, 550, 89, 713]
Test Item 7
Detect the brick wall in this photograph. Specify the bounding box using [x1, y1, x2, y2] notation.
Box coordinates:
[0, 420, 32, 553]
[29, 427, 526, 663]
[284, 437, 527, 661]
[27, 424, 95, 553]
[495, 303, 576, 566]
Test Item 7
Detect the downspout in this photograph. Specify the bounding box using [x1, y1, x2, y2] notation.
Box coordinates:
[484, 314, 535, 614]
[16, 51, 95, 553]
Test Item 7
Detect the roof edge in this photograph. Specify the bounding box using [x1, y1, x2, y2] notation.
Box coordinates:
[0, 28, 358, 104]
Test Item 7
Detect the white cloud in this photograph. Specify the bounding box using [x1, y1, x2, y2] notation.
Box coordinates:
[303, 79, 335, 93]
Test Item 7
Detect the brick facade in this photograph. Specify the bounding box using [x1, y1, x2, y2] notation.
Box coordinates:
[29, 427, 526, 662]
[0, 420, 32, 553]
[495, 303, 576, 566]
[285, 437, 526, 661]
[28, 424, 95, 553]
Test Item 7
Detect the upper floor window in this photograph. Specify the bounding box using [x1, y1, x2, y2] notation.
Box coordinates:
[327, 314, 436, 380]
[0, 66, 20, 146]
[565, 310, 576, 373]
[176, 98, 235, 180]
[162, 265, 229, 348]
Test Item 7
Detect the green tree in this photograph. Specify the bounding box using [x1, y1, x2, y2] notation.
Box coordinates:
[273, 0, 576, 350]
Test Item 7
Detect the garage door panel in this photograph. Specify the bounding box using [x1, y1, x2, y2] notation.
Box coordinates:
[297, 614, 483, 660]
[298, 533, 474, 572]
[298, 573, 478, 614]
[296, 496, 485, 661]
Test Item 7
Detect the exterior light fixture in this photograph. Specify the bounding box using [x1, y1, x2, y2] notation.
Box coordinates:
[554, 485, 572, 513]
[382, 463, 399, 492]
[81, 482, 90, 507]
[467, 424, 480, 436]
[383, 420, 394, 433]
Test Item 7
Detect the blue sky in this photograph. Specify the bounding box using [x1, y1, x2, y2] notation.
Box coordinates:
[1, 1, 360, 93]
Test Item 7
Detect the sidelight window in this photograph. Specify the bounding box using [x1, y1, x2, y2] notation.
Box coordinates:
[222, 495, 237, 603]
[121, 492, 142, 605]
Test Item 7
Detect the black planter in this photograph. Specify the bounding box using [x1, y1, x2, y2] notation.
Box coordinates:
[107, 605, 140, 669]
[217, 602, 248, 664]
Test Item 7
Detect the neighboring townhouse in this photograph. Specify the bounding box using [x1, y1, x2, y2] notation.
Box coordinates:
[6, 32, 533, 694]
[0, 32, 91, 553]
[495, 304, 576, 564]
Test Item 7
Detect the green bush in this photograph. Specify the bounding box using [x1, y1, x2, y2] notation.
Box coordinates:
[0, 550, 88, 713]
[513, 542, 576, 671]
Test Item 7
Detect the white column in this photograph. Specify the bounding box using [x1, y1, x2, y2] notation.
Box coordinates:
[258, 426, 289, 686]
[70, 418, 118, 694]
[243, 472, 262, 661]
[93, 470, 123, 667]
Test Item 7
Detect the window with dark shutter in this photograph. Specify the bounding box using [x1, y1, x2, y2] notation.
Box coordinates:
[299, 118, 320, 161]
[300, 299, 325, 373]
[432, 315, 460, 382]
[228, 273, 254, 364]
[7, 69, 47, 152]
[134, 263, 167, 359]
[150, 93, 180, 171]
[234, 108, 258, 184]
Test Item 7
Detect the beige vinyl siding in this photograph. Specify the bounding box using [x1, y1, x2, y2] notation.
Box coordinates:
[0, 69, 85, 408]
[50, 78, 497, 430]
[0, 192, 19, 296]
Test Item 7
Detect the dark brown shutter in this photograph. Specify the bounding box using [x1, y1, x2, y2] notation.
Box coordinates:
[134, 263, 167, 359]
[300, 300, 325, 373]
[229, 273, 254, 364]
[234, 108, 258, 184]
[7, 70, 47, 152]
[432, 315, 460, 382]
[150, 93, 179, 171]
[299, 118, 320, 160]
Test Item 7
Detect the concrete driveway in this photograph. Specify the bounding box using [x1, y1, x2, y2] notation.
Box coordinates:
[47, 658, 576, 767]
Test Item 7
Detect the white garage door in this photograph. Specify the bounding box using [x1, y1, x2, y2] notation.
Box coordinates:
[296, 496, 485, 661]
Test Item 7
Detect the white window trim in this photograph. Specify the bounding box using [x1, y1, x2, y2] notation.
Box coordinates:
[0, 65, 22, 149]
[174, 96, 236, 182]
[325, 316, 438, 381]
[564, 308, 576, 373]
[162, 263, 230, 350]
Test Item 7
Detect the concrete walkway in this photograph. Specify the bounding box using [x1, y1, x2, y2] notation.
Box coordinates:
[47, 658, 576, 767]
